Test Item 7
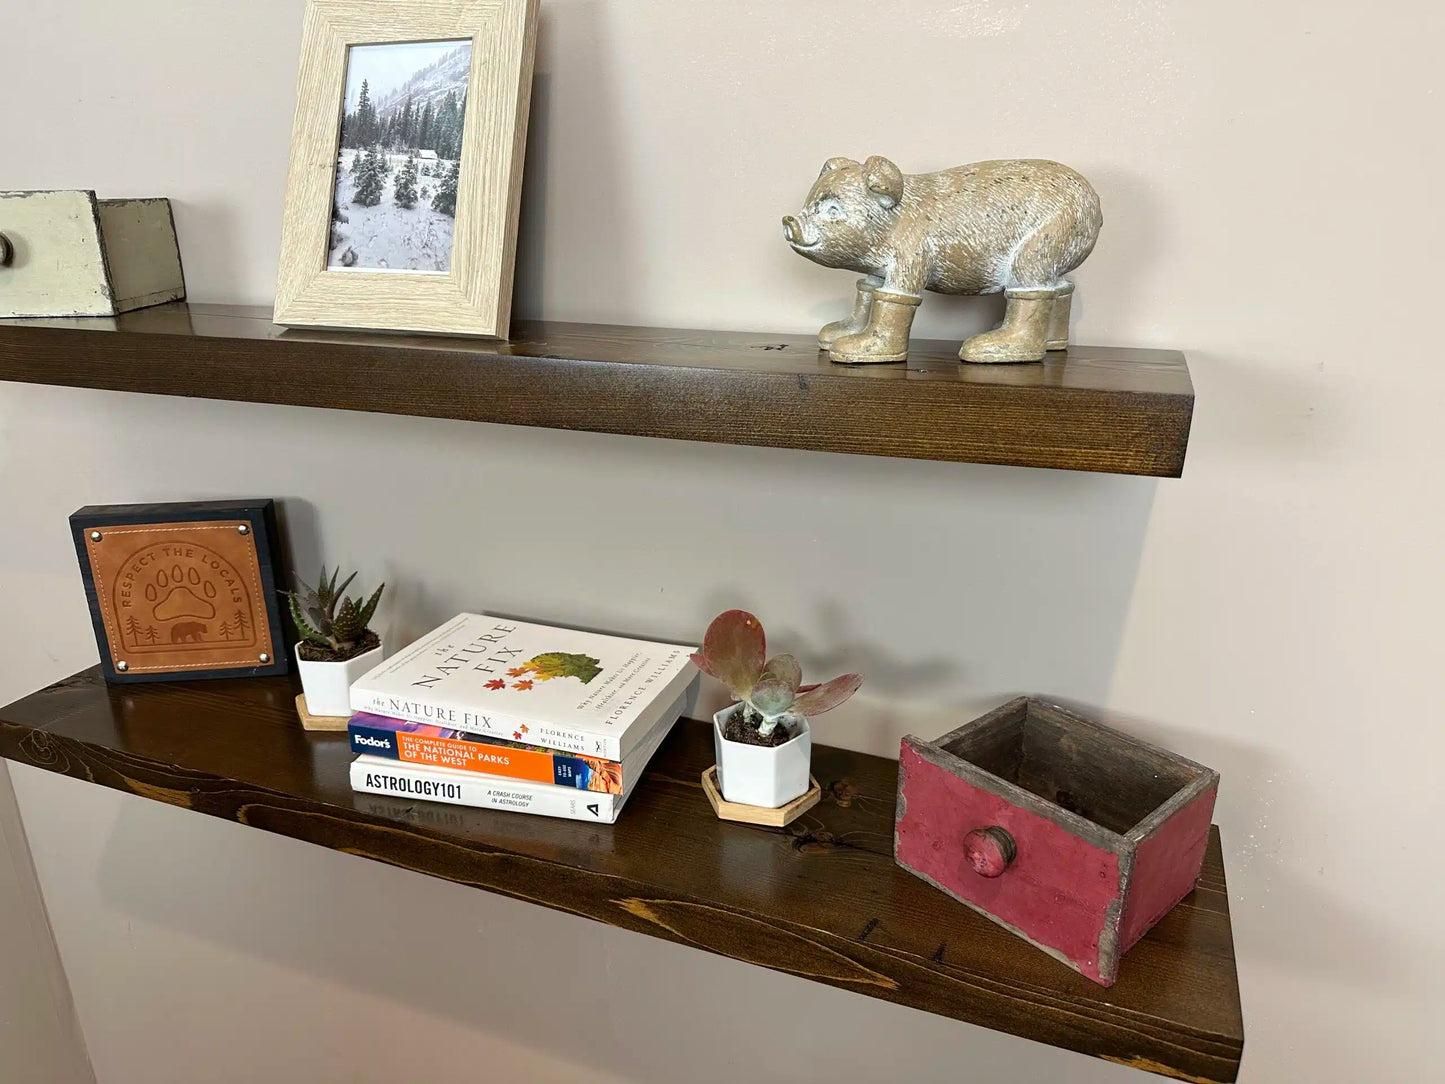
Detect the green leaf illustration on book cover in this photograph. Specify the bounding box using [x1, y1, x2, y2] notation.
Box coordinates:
[517, 652, 603, 684]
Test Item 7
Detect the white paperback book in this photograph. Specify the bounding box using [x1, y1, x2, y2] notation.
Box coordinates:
[350, 682, 692, 823]
[350, 613, 698, 760]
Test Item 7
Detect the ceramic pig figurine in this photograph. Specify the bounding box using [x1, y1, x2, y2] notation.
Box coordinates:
[783, 157, 1102, 364]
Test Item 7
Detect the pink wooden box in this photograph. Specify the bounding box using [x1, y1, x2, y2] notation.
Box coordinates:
[894, 698, 1218, 986]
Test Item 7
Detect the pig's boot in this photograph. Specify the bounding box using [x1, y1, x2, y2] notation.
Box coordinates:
[1045, 282, 1075, 351]
[828, 290, 920, 364]
[818, 277, 882, 349]
[959, 287, 1057, 364]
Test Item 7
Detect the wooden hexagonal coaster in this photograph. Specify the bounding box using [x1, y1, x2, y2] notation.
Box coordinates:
[295, 693, 349, 732]
[701, 765, 821, 827]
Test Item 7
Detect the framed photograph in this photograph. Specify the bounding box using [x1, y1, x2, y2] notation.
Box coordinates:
[274, 0, 537, 337]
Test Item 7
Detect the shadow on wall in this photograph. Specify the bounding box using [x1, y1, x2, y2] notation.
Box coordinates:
[172, 199, 250, 307]
[680, 453, 1164, 759]
[511, 1, 638, 324]
[1066, 166, 1167, 343]
[52, 377, 1166, 760]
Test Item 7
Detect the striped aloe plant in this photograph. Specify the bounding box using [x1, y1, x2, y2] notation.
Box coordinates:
[288, 566, 384, 658]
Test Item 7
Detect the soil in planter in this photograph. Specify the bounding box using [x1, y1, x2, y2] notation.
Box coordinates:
[723, 711, 798, 748]
[297, 629, 380, 663]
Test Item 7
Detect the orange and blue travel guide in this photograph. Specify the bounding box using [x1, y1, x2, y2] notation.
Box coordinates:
[348, 712, 625, 793]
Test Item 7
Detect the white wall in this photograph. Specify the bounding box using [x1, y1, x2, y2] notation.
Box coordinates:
[1, 1, 1441, 1081]
[0, 765, 94, 1084]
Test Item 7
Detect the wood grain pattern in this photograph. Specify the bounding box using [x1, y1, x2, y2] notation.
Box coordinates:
[0, 303, 1194, 475]
[0, 668, 1242, 1081]
[273, 0, 537, 336]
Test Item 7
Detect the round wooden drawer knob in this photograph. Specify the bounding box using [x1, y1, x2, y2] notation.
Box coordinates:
[0, 233, 13, 267]
[963, 826, 1016, 877]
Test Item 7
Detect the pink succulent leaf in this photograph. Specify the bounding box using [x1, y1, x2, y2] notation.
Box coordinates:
[759, 653, 802, 694]
[699, 609, 765, 698]
[791, 673, 863, 717]
[797, 682, 819, 693]
[688, 652, 718, 679]
[749, 675, 797, 717]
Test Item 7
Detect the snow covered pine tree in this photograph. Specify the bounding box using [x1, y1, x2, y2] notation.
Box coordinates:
[394, 152, 419, 209]
[352, 145, 385, 207]
[433, 159, 460, 217]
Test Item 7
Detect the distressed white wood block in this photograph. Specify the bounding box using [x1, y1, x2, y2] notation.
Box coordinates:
[0, 190, 185, 318]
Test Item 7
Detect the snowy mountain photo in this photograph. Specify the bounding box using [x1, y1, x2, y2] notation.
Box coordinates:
[329, 40, 472, 273]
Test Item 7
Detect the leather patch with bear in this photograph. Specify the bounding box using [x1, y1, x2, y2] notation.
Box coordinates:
[82, 520, 276, 675]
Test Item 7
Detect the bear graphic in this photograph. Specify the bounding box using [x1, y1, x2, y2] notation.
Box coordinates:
[170, 621, 208, 643]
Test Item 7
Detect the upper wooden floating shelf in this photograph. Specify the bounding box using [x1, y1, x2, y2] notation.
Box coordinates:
[0, 668, 1242, 1081]
[0, 303, 1192, 476]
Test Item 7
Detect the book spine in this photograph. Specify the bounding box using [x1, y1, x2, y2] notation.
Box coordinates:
[348, 685, 621, 760]
[348, 721, 623, 793]
[349, 757, 619, 823]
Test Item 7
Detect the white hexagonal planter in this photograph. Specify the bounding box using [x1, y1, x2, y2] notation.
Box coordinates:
[296, 639, 383, 718]
[713, 703, 812, 808]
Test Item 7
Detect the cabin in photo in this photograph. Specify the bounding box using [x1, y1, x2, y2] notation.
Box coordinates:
[418, 149, 439, 164]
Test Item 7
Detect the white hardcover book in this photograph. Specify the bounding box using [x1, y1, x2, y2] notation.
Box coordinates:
[349, 688, 685, 823]
[351, 757, 624, 822]
[350, 613, 697, 761]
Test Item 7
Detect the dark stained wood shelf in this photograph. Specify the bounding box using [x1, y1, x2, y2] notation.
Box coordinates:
[0, 668, 1242, 1081]
[0, 303, 1193, 476]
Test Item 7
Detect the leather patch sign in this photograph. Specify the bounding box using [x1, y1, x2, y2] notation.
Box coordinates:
[72, 500, 290, 683]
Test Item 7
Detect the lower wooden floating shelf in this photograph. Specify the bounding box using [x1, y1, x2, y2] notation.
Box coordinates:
[0, 668, 1243, 1082]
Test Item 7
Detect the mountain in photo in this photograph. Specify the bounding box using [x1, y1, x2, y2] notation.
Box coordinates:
[375, 45, 471, 125]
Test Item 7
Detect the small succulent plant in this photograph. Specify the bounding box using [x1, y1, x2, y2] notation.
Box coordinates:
[690, 610, 862, 738]
[288, 566, 384, 658]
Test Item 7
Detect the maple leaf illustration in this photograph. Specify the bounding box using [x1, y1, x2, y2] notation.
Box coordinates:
[484, 678, 506, 690]
[518, 724, 529, 734]
[513, 731, 523, 740]
[512, 679, 534, 690]
[507, 666, 528, 677]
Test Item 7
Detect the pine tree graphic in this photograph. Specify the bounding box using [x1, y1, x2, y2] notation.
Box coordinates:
[217, 617, 236, 641]
[123, 614, 143, 646]
[142, 625, 160, 644]
[234, 609, 251, 638]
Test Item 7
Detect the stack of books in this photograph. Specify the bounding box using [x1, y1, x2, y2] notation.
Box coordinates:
[347, 613, 698, 823]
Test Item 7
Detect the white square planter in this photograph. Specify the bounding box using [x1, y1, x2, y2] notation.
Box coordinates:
[295, 640, 383, 718]
[713, 704, 812, 808]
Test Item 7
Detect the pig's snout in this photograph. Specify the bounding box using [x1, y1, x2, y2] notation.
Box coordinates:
[782, 215, 811, 247]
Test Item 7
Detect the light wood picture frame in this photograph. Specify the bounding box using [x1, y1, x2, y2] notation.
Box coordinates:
[274, 0, 537, 337]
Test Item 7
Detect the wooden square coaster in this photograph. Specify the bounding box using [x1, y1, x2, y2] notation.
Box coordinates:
[701, 765, 820, 827]
[295, 694, 349, 732]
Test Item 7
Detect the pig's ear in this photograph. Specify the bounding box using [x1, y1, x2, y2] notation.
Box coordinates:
[820, 156, 857, 178]
[863, 156, 904, 208]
